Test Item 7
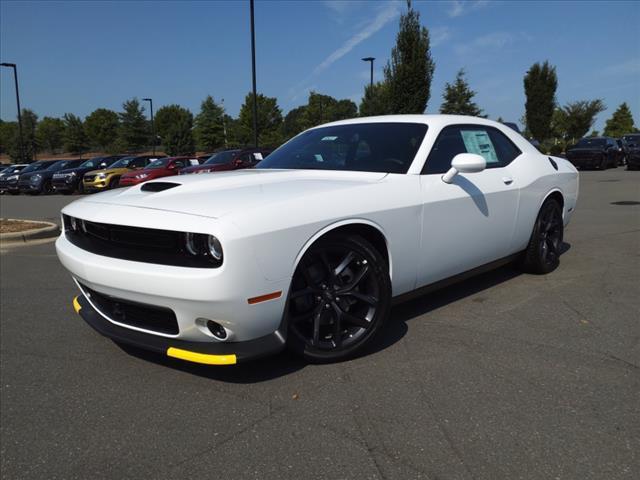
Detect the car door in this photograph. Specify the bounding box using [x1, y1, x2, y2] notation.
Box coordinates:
[417, 124, 521, 287]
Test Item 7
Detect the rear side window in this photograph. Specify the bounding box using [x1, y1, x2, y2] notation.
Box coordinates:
[423, 125, 521, 174]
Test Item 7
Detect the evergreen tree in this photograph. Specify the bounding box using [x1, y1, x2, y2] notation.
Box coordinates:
[359, 82, 391, 117]
[383, 1, 435, 114]
[36, 117, 65, 154]
[238, 92, 283, 147]
[523, 61, 558, 141]
[193, 96, 226, 151]
[154, 105, 195, 155]
[0, 120, 19, 160]
[561, 99, 606, 142]
[439, 69, 484, 116]
[62, 113, 88, 154]
[603, 102, 636, 137]
[85, 108, 119, 150]
[117, 98, 149, 152]
[20, 109, 39, 161]
[283, 106, 307, 139]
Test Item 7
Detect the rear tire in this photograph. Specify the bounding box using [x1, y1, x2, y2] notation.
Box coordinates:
[520, 198, 564, 274]
[108, 177, 119, 189]
[286, 234, 391, 363]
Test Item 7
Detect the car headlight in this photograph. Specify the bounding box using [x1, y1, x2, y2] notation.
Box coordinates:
[31, 174, 42, 183]
[184, 233, 223, 264]
[96, 173, 107, 179]
[7, 174, 18, 181]
[69, 171, 77, 177]
[136, 173, 149, 179]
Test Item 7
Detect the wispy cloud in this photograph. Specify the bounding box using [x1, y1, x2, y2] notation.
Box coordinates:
[602, 59, 640, 76]
[313, 2, 400, 75]
[289, 1, 401, 101]
[430, 26, 451, 47]
[448, 0, 489, 18]
[454, 31, 514, 56]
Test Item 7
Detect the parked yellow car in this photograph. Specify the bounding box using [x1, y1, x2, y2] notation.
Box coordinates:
[82, 155, 162, 192]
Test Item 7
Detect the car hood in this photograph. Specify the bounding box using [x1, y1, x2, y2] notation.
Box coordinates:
[75, 169, 388, 219]
[180, 163, 230, 173]
[86, 167, 132, 176]
[567, 147, 604, 155]
[55, 166, 95, 175]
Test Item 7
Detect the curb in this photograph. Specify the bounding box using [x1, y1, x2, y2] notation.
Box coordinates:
[0, 219, 60, 247]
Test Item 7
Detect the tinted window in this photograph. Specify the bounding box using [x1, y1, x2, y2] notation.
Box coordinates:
[576, 138, 606, 148]
[423, 125, 520, 174]
[147, 158, 170, 169]
[110, 157, 135, 168]
[257, 123, 428, 174]
[205, 151, 240, 165]
[131, 157, 149, 168]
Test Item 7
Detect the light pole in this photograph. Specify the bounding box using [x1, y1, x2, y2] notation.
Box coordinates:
[250, 0, 258, 147]
[142, 98, 155, 154]
[362, 57, 375, 88]
[1, 62, 25, 162]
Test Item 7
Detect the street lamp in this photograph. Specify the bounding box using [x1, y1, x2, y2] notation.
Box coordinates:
[249, 0, 258, 147]
[1, 62, 25, 162]
[362, 57, 375, 88]
[142, 98, 155, 154]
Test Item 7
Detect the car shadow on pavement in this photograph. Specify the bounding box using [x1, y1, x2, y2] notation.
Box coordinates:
[118, 243, 571, 383]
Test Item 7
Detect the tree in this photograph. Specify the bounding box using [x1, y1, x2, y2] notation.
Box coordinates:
[36, 117, 65, 154]
[85, 108, 119, 150]
[193, 96, 226, 151]
[282, 106, 307, 139]
[238, 92, 283, 147]
[154, 104, 195, 155]
[359, 82, 391, 117]
[21, 109, 39, 162]
[117, 98, 149, 152]
[439, 69, 484, 116]
[301, 92, 357, 130]
[523, 61, 557, 141]
[561, 99, 606, 142]
[603, 102, 636, 138]
[589, 130, 600, 137]
[62, 113, 88, 155]
[383, 1, 435, 114]
[0, 120, 19, 160]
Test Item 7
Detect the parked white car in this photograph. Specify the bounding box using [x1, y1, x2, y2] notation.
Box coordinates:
[56, 115, 579, 365]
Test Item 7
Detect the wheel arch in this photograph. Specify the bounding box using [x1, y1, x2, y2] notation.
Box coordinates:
[541, 189, 565, 217]
[292, 219, 393, 282]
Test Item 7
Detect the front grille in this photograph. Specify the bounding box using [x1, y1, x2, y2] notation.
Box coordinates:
[63, 215, 219, 268]
[84, 175, 96, 182]
[80, 283, 179, 335]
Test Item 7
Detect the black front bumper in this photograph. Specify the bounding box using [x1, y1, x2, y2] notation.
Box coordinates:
[73, 294, 286, 365]
[52, 178, 77, 192]
[568, 156, 602, 168]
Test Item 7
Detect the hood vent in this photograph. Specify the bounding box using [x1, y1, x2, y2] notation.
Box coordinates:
[141, 182, 181, 192]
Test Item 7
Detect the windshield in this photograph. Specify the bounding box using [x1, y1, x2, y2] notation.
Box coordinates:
[576, 138, 605, 148]
[146, 158, 170, 169]
[623, 134, 640, 146]
[21, 162, 49, 173]
[49, 160, 80, 171]
[256, 123, 428, 174]
[109, 157, 135, 169]
[80, 157, 108, 169]
[204, 150, 240, 165]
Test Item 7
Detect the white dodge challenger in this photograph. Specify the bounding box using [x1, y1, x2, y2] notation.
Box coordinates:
[57, 115, 579, 365]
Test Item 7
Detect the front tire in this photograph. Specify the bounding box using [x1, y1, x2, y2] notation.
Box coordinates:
[286, 234, 391, 363]
[520, 198, 564, 274]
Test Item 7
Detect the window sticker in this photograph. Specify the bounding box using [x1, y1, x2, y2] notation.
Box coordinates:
[314, 154, 324, 162]
[460, 130, 499, 164]
[321, 136, 338, 141]
[253, 152, 263, 160]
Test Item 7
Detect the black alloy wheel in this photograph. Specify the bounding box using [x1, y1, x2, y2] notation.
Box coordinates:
[520, 198, 564, 274]
[286, 234, 391, 362]
[42, 181, 53, 195]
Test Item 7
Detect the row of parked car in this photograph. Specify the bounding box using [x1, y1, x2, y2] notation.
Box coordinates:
[565, 133, 640, 170]
[0, 147, 271, 195]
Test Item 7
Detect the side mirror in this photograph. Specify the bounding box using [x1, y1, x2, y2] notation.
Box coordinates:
[168, 164, 176, 170]
[234, 159, 243, 166]
[442, 153, 486, 184]
[99, 162, 107, 168]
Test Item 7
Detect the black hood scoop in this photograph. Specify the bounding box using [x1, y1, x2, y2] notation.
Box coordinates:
[141, 182, 181, 192]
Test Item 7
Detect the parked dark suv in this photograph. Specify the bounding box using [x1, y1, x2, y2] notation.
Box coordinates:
[52, 155, 126, 194]
[565, 137, 619, 169]
[18, 159, 84, 195]
[0, 164, 28, 194]
[7, 161, 55, 194]
[622, 133, 640, 170]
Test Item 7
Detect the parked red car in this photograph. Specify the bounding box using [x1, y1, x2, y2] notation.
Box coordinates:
[119, 156, 195, 186]
[179, 148, 271, 175]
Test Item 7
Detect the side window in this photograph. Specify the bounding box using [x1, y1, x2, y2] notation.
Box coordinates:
[422, 127, 467, 174]
[132, 158, 146, 168]
[173, 160, 186, 168]
[488, 129, 521, 165]
[423, 125, 521, 174]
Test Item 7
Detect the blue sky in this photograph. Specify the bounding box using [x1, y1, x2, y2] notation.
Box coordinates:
[1, 0, 639, 132]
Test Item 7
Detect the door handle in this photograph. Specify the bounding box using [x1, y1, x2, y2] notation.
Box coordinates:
[502, 177, 514, 185]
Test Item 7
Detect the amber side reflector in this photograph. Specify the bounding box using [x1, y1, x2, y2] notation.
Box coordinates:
[247, 291, 282, 305]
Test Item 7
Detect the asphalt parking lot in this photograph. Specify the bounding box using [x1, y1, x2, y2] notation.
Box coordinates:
[1, 168, 639, 480]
